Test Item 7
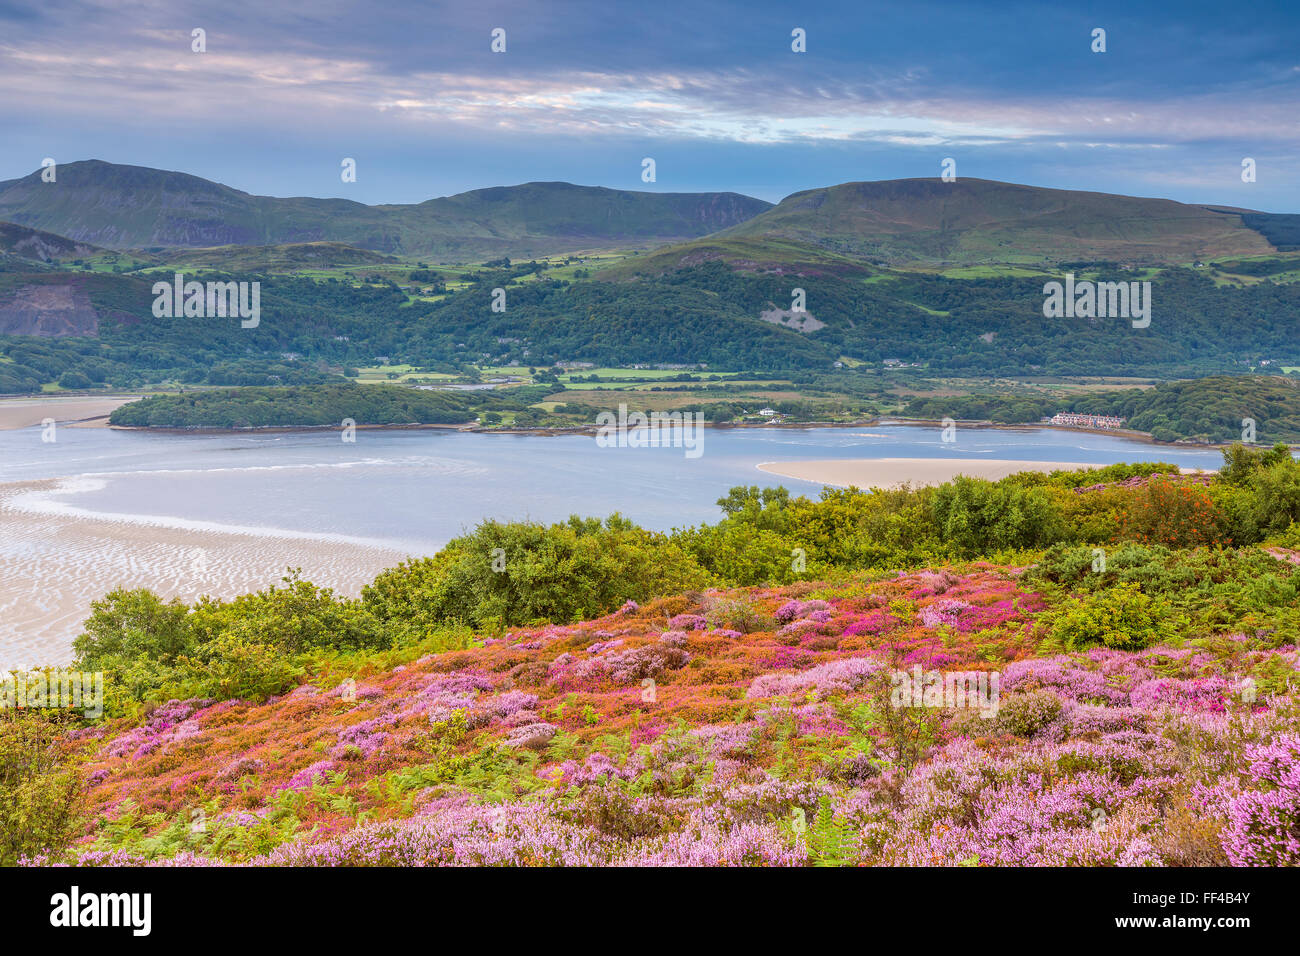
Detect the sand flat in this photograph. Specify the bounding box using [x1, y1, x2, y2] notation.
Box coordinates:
[0, 395, 140, 430]
[758, 458, 1210, 489]
[759, 457, 1110, 489]
[0, 477, 410, 669]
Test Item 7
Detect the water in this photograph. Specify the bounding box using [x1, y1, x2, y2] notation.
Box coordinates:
[0, 424, 1227, 552]
[0, 423, 1228, 666]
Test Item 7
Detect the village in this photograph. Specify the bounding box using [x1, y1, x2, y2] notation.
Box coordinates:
[1046, 412, 1127, 430]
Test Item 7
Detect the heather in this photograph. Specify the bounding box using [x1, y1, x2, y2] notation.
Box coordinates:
[8, 447, 1300, 867]
[9, 557, 1298, 867]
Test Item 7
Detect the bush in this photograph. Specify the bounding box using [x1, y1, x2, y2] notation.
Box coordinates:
[677, 523, 806, 586]
[0, 713, 86, 865]
[992, 690, 1064, 738]
[76, 575, 387, 707]
[1117, 478, 1225, 548]
[1048, 583, 1179, 651]
[175, 634, 305, 701]
[705, 596, 769, 634]
[74, 589, 194, 670]
[190, 573, 388, 655]
[364, 516, 711, 630]
[930, 477, 1063, 555]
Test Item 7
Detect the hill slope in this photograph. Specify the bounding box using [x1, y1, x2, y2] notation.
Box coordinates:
[0, 161, 772, 261]
[616, 178, 1285, 272]
[19, 545, 1300, 867]
[0, 220, 106, 263]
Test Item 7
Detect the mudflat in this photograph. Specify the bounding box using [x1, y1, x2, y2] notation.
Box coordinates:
[0, 395, 140, 430]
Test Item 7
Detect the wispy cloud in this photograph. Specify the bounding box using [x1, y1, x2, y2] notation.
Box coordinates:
[2, 0, 1298, 207]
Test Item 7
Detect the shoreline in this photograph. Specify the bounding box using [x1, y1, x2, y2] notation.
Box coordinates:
[99, 417, 1272, 449]
[117, 416, 1282, 450]
[755, 457, 1211, 490]
[0, 477, 412, 669]
[4, 395, 1287, 450]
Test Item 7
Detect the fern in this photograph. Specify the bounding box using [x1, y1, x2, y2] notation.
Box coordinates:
[808, 795, 855, 866]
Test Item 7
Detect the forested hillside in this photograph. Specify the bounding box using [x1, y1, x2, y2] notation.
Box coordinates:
[904, 376, 1300, 443]
[5, 262, 1300, 393]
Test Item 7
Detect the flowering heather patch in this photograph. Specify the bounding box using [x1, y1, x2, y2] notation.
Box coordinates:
[667, 614, 707, 631]
[29, 564, 1300, 868]
[1072, 472, 1213, 494]
[1224, 735, 1300, 866]
[918, 599, 971, 629]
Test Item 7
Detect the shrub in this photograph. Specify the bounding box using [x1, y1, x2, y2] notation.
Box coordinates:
[190, 573, 389, 655]
[74, 589, 194, 670]
[1117, 478, 1225, 548]
[992, 690, 1064, 739]
[705, 596, 769, 634]
[175, 633, 305, 702]
[930, 477, 1063, 555]
[1048, 583, 1179, 651]
[0, 713, 86, 865]
[364, 516, 710, 629]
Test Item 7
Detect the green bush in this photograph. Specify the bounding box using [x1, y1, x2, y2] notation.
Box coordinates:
[75, 575, 389, 707]
[189, 573, 388, 654]
[930, 477, 1063, 555]
[0, 713, 86, 865]
[175, 634, 305, 701]
[705, 595, 769, 633]
[1048, 582, 1180, 651]
[364, 515, 711, 630]
[73, 588, 193, 670]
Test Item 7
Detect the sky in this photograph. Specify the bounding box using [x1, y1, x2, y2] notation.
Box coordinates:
[2, 0, 1299, 209]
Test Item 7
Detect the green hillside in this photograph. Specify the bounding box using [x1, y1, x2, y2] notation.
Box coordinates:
[0, 161, 772, 261]
[1071, 375, 1300, 443]
[904, 375, 1300, 444]
[620, 179, 1283, 271]
[152, 241, 400, 271]
[107, 383, 550, 429]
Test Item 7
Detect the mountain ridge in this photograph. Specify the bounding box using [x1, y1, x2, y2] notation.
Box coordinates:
[0, 160, 773, 261]
[612, 177, 1286, 273]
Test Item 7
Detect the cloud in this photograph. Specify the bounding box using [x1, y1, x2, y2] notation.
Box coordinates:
[2, 0, 1299, 207]
[4, 24, 1297, 153]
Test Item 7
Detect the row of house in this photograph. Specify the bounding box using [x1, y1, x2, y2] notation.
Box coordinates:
[1048, 412, 1127, 429]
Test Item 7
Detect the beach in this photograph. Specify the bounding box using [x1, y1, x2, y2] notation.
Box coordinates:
[0, 395, 138, 430]
[757, 457, 1192, 489]
[0, 477, 410, 669]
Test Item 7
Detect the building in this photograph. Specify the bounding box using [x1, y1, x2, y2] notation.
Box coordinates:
[1049, 412, 1126, 429]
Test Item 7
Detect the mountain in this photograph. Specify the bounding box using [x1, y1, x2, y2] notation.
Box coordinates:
[0, 220, 106, 263]
[611, 178, 1290, 273]
[0, 161, 772, 261]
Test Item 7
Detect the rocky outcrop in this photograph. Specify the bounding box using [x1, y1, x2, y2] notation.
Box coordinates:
[0, 283, 99, 336]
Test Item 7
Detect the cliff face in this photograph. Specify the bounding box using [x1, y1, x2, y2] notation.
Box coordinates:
[0, 283, 100, 336]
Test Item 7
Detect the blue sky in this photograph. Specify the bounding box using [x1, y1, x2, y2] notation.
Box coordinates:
[3, 0, 1299, 209]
